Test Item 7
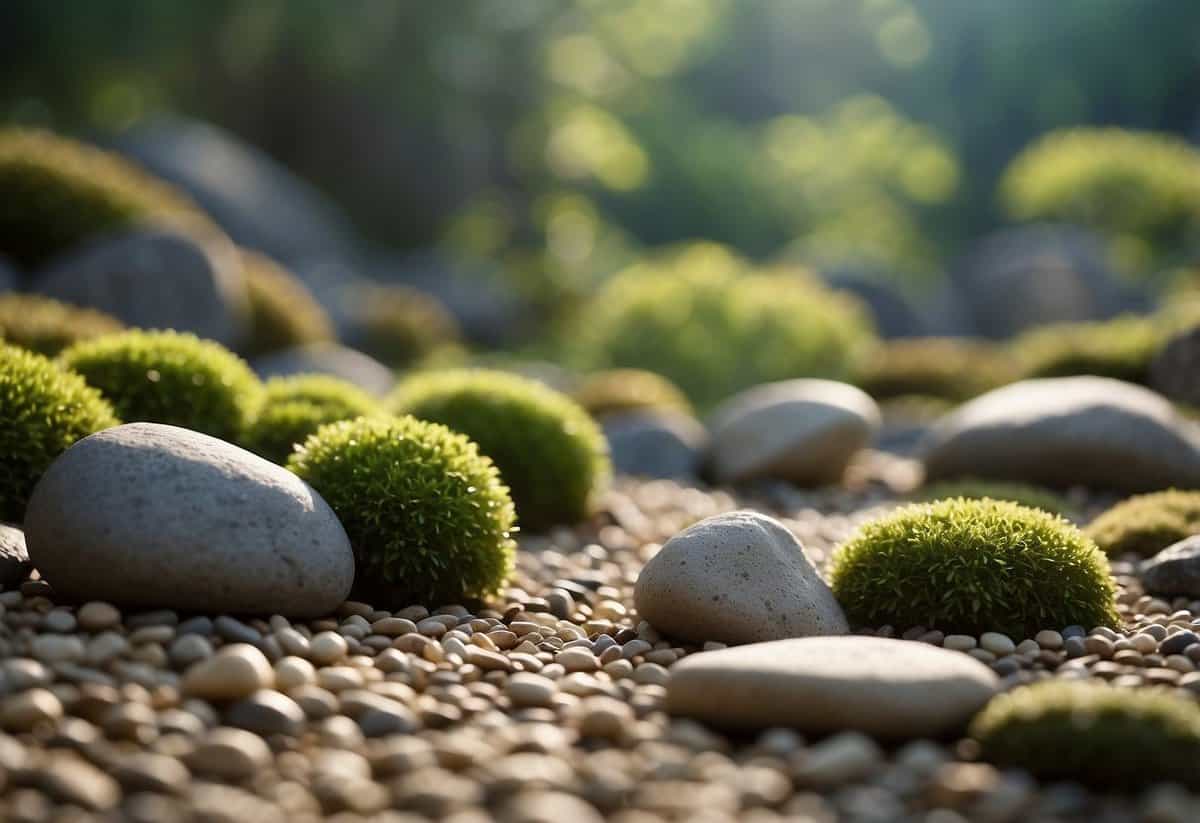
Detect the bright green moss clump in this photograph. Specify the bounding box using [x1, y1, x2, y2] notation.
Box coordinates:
[916, 481, 1072, 517]
[288, 415, 516, 604]
[0, 343, 120, 521]
[856, 337, 1018, 403]
[830, 498, 1118, 637]
[971, 680, 1200, 789]
[1085, 489, 1200, 556]
[0, 293, 124, 356]
[388, 369, 611, 530]
[0, 128, 212, 268]
[239, 249, 334, 358]
[574, 369, 692, 419]
[239, 374, 381, 464]
[60, 330, 262, 442]
[572, 243, 875, 410]
[1013, 315, 1163, 384]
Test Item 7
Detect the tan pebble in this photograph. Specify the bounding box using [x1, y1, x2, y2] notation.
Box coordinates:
[507, 673, 557, 708]
[576, 695, 632, 740]
[309, 631, 349, 665]
[556, 648, 599, 672]
[1, 687, 63, 731]
[488, 630, 519, 650]
[1034, 630, 1063, 650]
[603, 659, 634, 678]
[316, 666, 364, 692]
[186, 727, 271, 779]
[39, 752, 121, 811]
[275, 627, 311, 657]
[275, 656, 317, 690]
[181, 644, 273, 700]
[632, 662, 670, 686]
[1131, 633, 1159, 654]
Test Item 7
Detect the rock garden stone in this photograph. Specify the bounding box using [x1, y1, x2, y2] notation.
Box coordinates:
[253, 342, 395, 396]
[634, 511, 848, 645]
[666, 636, 998, 738]
[181, 644, 274, 700]
[30, 226, 247, 346]
[1150, 326, 1200, 407]
[24, 422, 354, 617]
[921, 377, 1200, 491]
[0, 523, 30, 585]
[602, 410, 707, 479]
[707, 379, 879, 485]
[1141, 536, 1200, 598]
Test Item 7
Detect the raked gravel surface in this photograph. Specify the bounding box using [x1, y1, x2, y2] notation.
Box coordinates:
[0, 471, 1196, 823]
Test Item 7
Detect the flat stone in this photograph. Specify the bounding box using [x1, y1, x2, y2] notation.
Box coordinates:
[921, 377, 1200, 491]
[30, 226, 247, 346]
[25, 423, 354, 617]
[707, 380, 879, 485]
[1142, 536, 1200, 598]
[634, 511, 848, 645]
[602, 411, 707, 480]
[666, 636, 998, 738]
[112, 751, 190, 795]
[37, 752, 121, 810]
[186, 726, 272, 780]
[0, 524, 30, 586]
[181, 644, 274, 700]
[253, 342, 395, 397]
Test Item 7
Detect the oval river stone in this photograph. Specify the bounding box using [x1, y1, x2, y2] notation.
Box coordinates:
[24, 422, 354, 617]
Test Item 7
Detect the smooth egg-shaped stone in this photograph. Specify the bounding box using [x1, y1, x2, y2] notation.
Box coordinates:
[25, 423, 353, 617]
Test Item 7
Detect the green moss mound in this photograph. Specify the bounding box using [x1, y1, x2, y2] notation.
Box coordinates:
[0, 128, 213, 268]
[1085, 489, 1200, 556]
[388, 369, 611, 530]
[0, 293, 124, 357]
[60, 330, 262, 442]
[1013, 315, 1163, 383]
[0, 343, 120, 521]
[288, 415, 516, 604]
[971, 680, 1200, 789]
[571, 243, 875, 410]
[574, 369, 692, 419]
[829, 498, 1118, 637]
[916, 481, 1072, 517]
[239, 249, 334, 358]
[856, 337, 1018, 403]
[239, 374, 381, 464]
[347, 284, 461, 369]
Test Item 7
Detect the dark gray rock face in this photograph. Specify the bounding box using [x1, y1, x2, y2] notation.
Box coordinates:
[1150, 326, 1200, 408]
[603, 411, 707, 480]
[1141, 536, 1200, 598]
[24, 423, 354, 617]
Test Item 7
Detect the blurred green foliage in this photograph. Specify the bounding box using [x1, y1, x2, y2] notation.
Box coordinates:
[3, 0, 1199, 290]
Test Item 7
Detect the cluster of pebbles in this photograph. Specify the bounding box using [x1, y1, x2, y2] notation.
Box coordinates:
[0, 477, 1197, 823]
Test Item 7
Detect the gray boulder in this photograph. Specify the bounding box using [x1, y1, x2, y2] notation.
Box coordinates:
[1150, 326, 1200, 408]
[707, 380, 880, 486]
[921, 377, 1200, 491]
[603, 411, 707, 480]
[1141, 536, 1200, 598]
[30, 227, 247, 346]
[253, 342, 394, 397]
[24, 423, 354, 617]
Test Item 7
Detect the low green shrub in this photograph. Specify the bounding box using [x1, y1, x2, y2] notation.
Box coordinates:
[915, 480, 1072, 517]
[388, 369, 610, 530]
[1085, 489, 1200, 556]
[1012, 315, 1164, 383]
[239, 249, 334, 358]
[288, 415, 516, 604]
[238, 374, 381, 465]
[60, 329, 262, 442]
[0, 293, 124, 356]
[574, 369, 692, 419]
[829, 498, 1118, 637]
[971, 680, 1200, 788]
[856, 337, 1018, 403]
[0, 343, 120, 521]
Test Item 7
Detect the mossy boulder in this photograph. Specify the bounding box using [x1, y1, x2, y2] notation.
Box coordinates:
[388, 369, 611, 530]
[1085, 489, 1200, 556]
[829, 498, 1118, 637]
[0, 293, 124, 356]
[1012, 315, 1163, 384]
[239, 249, 334, 358]
[0, 128, 213, 268]
[574, 369, 692, 419]
[287, 415, 516, 604]
[346, 284, 461, 369]
[60, 330, 262, 442]
[915, 480, 1072, 517]
[239, 374, 381, 465]
[856, 337, 1018, 403]
[0, 343, 120, 521]
[971, 680, 1200, 788]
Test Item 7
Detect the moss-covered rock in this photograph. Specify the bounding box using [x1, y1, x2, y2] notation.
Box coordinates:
[856, 337, 1018, 403]
[971, 680, 1200, 788]
[0, 128, 212, 268]
[571, 243, 875, 410]
[346, 284, 461, 369]
[574, 369, 692, 419]
[0, 343, 120, 521]
[60, 330, 261, 442]
[1012, 315, 1163, 384]
[388, 369, 610, 530]
[239, 374, 381, 464]
[915, 480, 1072, 517]
[829, 498, 1118, 637]
[239, 249, 334, 358]
[1085, 489, 1200, 556]
[287, 415, 516, 604]
[0, 293, 124, 356]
